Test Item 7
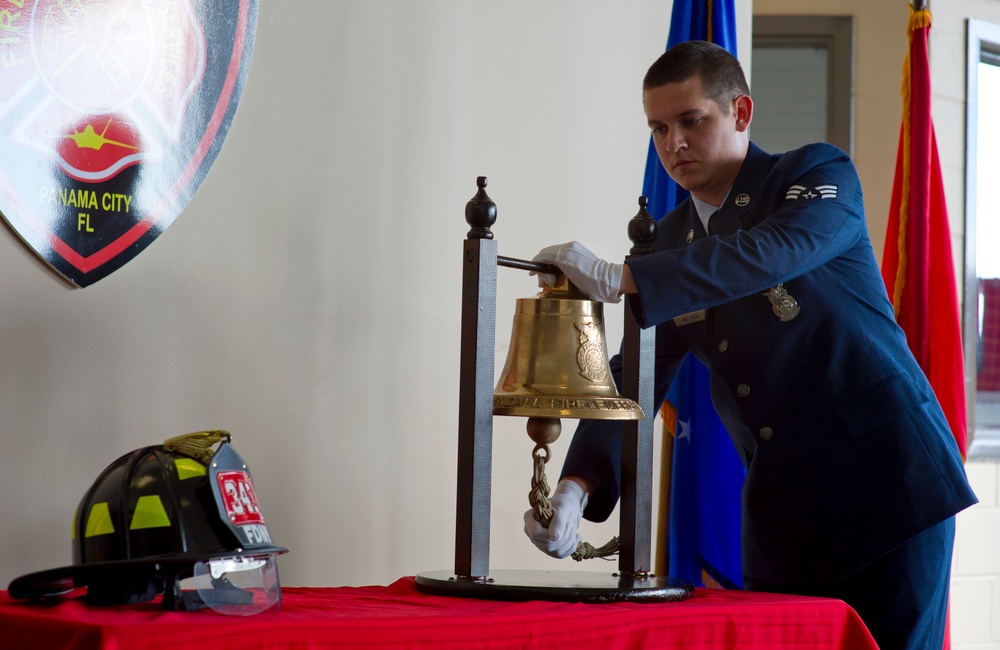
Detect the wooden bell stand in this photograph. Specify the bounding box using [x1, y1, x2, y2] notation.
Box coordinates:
[415, 177, 692, 602]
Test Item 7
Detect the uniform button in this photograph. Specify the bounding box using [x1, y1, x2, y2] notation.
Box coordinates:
[758, 427, 773, 441]
[736, 383, 750, 397]
[718, 339, 729, 352]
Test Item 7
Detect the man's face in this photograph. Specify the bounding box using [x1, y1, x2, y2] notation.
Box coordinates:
[643, 75, 750, 206]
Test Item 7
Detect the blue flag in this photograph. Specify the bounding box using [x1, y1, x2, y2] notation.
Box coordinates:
[643, 0, 746, 590]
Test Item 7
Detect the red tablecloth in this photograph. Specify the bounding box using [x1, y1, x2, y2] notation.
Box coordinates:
[0, 576, 877, 649]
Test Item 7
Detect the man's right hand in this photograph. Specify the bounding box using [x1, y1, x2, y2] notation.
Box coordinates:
[531, 242, 625, 303]
[523, 478, 589, 558]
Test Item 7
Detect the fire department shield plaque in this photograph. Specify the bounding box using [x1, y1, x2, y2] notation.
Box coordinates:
[0, 0, 258, 287]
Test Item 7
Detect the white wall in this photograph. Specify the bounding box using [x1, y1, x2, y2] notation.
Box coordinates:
[954, 463, 1000, 649]
[1, 0, 759, 590]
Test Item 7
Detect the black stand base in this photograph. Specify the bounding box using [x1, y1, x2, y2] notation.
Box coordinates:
[414, 569, 694, 603]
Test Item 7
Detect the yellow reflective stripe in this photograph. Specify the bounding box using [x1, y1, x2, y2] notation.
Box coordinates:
[130, 495, 171, 530]
[175, 458, 207, 480]
[84, 502, 115, 537]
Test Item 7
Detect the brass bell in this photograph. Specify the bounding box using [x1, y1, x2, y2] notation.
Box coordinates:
[493, 275, 644, 421]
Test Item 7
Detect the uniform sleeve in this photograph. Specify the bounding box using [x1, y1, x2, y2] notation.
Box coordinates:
[626, 145, 867, 328]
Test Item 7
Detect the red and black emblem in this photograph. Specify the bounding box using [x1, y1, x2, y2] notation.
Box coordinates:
[0, 0, 258, 286]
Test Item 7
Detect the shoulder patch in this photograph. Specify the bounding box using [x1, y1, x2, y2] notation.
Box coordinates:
[786, 184, 838, 200]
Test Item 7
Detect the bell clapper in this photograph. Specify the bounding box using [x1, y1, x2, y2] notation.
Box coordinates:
[527, 417, 561, 530]
[526, 417, 561, 462]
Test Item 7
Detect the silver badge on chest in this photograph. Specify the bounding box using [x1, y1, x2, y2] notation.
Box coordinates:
[764, 283, 800, 321]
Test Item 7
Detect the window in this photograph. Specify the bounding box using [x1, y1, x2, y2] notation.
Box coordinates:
[750, 16, 854, 155]
[965, 19, 1000, 459]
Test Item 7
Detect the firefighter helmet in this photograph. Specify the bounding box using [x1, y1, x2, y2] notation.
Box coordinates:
[7, 431, 287, 614]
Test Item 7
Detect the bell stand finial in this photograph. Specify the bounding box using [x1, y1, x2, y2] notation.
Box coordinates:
[465, 176, 497, 240]
[629, 196, 657, 255]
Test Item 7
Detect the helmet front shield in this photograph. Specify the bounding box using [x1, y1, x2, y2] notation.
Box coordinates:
[182, 553, 282, 615]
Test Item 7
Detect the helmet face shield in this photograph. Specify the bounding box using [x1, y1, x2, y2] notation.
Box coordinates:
[186, 553, 282, 616]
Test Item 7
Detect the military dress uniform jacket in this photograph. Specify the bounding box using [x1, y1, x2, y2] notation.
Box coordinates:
[561, 142, 977, 588]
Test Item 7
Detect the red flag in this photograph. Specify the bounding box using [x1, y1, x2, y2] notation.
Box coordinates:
[881, 6, 968, 461]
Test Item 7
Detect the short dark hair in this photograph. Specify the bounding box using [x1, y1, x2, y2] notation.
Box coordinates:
[643, 40, 750, 111]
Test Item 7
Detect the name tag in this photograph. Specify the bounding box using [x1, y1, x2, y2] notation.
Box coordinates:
[673, 309, 706, 326]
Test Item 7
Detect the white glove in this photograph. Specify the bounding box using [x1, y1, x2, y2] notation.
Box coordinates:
[531, 241, 624, 303]
[523, 479, 589, 558]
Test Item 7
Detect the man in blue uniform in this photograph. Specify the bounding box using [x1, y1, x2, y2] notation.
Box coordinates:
[525, 40, 977, 650]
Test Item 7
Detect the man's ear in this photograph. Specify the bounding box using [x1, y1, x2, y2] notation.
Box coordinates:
[734, 95, 753, 132]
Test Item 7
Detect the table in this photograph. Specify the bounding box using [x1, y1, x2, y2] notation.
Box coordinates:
[0, 576, 877, 649]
